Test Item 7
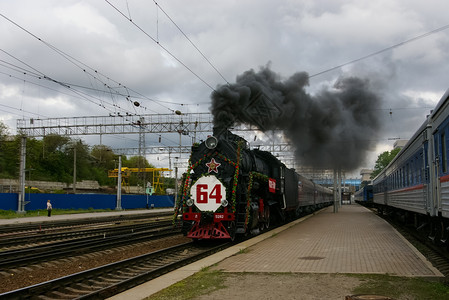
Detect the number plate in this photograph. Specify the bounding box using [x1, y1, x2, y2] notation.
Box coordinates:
[191, 176, 227, 212]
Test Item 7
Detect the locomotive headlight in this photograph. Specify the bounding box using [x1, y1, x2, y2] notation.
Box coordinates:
[221, 199, 229, 207]
[205, 136, 218, 149]
[186, 198, 194, 207]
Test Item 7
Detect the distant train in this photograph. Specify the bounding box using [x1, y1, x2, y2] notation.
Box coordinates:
[174, 128, 333, 240]
[371, 89, 449, 243]
[354, 183, 373, 203]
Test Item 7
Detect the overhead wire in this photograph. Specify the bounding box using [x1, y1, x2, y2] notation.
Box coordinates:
[3, 7, 445, 160]
[0, 13, 180, 115]
[104, 0, 218, 92]
[0, 57, 136, 115]
[152, 0, 230, 85]
[0, 69, 122, 114]
[0, 103, 50, 119]
[309, 23, 449, 78]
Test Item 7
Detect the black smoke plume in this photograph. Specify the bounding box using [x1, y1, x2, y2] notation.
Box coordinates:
[210, 66, 381, 171]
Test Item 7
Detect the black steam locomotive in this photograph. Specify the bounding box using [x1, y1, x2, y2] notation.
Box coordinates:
[174, 128, 333, 240]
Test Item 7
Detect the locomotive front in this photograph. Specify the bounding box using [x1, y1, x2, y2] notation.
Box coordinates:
[177, 129, 246, 240]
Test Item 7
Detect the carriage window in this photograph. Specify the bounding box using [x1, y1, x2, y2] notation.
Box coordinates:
[395, 171, 398, 189]
[415, 156, 420, 184]
[442, 132, 447, 173]
[400, 168, 404, 188]
[435, 135, 440, 174]
[405, 164, 410, 186]
[419, 152, 423, 183]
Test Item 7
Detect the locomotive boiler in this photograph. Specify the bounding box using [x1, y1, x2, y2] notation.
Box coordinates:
[174, 128, 333, 240]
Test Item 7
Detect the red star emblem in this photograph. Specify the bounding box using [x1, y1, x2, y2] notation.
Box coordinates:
[206, 158, 221, 173]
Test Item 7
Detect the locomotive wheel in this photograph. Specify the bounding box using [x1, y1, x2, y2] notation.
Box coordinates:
[259, 206, 270, 231]
[228, 221, 236, 241]
[264, 206, 270, 229]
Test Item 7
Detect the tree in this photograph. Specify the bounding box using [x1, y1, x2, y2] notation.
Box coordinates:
[90, 145, 117, 185]
[0, 124, 175, 192]
[371, 147, 401, 179]
[90, 145, 116, 169]
[43, 134, 70, 154]
[0, 122, 18, 178]
[126, 156, 155, 186]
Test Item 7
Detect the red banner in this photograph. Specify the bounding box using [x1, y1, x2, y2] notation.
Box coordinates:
[268, 178, 276, 193]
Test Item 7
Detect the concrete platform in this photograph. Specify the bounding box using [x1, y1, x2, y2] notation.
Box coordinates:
[213, 204, 442, 276]
[108, 204, 443, 300]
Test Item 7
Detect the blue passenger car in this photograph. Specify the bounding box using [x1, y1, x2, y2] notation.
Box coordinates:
[372, 89, 449, 242]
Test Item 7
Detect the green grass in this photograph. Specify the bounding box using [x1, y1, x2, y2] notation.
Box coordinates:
[238, 248, 249, 254]
[0, 208, 114, 218]
[350, 274, 449, 299]
[146, 268, 226, 300]
[145, 269, 449, 300]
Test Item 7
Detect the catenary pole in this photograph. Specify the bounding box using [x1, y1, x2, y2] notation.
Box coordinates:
[116, 156, 122, 210]
[17, 136, 26, 213]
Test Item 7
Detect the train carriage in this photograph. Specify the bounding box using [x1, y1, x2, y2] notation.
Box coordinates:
[373, 120, 430, 215]
[354, 183, 373, 203]
[372, 88, 449, 243]
[430, 89, 449, 218]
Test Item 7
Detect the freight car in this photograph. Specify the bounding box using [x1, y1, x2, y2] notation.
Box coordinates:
[174, 128, 333, 240]
[372, 88, 449, 244]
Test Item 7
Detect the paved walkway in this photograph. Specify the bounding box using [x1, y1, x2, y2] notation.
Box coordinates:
[109, 204, 442, 300]
[212, 205, 441, 276]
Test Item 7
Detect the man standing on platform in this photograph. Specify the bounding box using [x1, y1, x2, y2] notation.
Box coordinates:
[47, 200, 52, 217]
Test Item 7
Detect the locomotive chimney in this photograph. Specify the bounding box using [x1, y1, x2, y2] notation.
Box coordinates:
[213, 126, 229, 138]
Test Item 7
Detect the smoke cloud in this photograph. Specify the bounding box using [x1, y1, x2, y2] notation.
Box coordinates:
[210, 66, 381, 171]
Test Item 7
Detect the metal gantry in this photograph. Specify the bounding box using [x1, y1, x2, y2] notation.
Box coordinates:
[15, 112, 348, 212]
[17, 113, 214, 137]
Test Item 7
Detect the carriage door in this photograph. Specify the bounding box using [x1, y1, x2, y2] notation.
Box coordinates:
[434, 122, 449, 216]
[433, 126, 447, 213]
[422, 142, 431, 213]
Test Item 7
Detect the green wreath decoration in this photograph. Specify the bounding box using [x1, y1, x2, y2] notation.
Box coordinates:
[172, 141, 244, 225]
[245, 171, 270, 226]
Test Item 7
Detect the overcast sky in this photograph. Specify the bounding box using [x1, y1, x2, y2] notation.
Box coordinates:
[1, 0, 448, 177]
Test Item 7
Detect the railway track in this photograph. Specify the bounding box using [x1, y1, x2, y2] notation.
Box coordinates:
[0, 241, 229, 299]
[394, 223, 449, 277]
[0, 211, 173, 238]
[0, 219, 174, 250]
[0, 227, 180, 269]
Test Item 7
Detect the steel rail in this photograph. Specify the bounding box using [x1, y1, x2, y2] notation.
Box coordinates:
[0, 225, 180, 269]
[0, 211, 172, 235]
[0, 219, 174, 249]
[0, 242, 229, 299]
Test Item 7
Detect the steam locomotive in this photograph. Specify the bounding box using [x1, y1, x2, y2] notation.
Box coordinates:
[174, 128, 333, 240]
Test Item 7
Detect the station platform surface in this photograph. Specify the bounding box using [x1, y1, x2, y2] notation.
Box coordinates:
[0, 208, 174, 225]
[109, 204, 443, 300]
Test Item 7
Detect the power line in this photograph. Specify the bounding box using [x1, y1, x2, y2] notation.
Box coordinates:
[0, 58, 135, 115]
[309, 23, 449, 78]
[152, 0, 229, 85]
[104, 0, 217, 92]
[0, 13, 179, 115]
[0, 103, 49, 119]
